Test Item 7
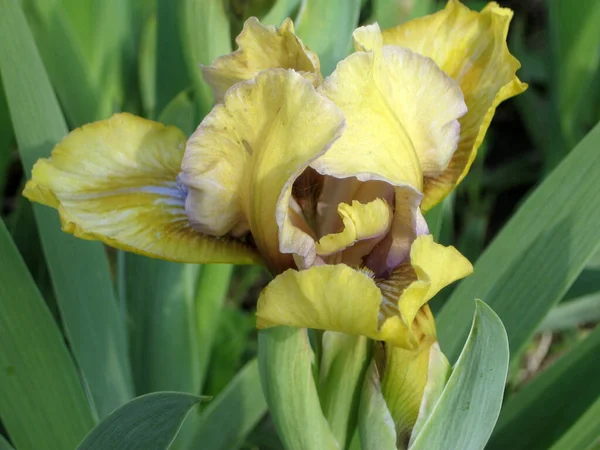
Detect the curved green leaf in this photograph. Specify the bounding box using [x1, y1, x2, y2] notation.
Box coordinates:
[0, 0, 134, 419]
[0, 434, 14, 450]
[410, 300, 509, 450]
[319, 333, 370, 450]
[437, 121, 600, 362]
[550, 395, 600, 450]
[0, 219, 95, 450]
[262, 0, 302, 25]
[77, 393, 203, 450]
[295, 0, 362, 75]
[187, 359, 268, 450]
[258, 326, 339, 450]
[180, 0, 231, 117]
[490, 325, 600, 450]
[358, 361, 397, 450]
[0, 0, 133, 419]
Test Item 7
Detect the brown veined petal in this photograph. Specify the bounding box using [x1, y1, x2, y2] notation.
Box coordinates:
[181, 69, 345, 273]
[377, 0, 528, 210]
[201, 17, 322, 103]
[378, 234, 473, 336]
[23, 113, 259, 264]
[365, 190, 428, 277]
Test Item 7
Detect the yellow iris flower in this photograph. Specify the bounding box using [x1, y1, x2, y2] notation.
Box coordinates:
[23, 1, 525, 358]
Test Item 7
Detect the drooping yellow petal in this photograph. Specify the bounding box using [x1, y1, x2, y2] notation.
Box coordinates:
[377, 0, 527, 210]
[181, 69, 345, 273]
[313, 43, 467, 187]
[23, 113, 259, 264]
[315, 198, 392, 256]
[202, 17, 322, 103]
[257, 264, 416, 348]
[256, 236, 471, 348]
[379, 234, 473, 334]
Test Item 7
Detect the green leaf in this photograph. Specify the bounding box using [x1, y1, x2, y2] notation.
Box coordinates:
[550, 0, 600, 143]
[0, 72, 14, 198]
[489, 325, 600, 450]
[358, 361, 397, 450]
[155, 0, 192, 114]
[424, 193, 454, 242]
[0, 218, 95, 450]
[8, 196, 59, 319]
[158, 90, 196, 136]
[259, 326, 339, 450]
[409, 301, 509, 450]
[195, 264, 236, 392]
[437, 121, 600, 362]
[319, 333, 370, 450]
[187, 359, 268, 450]
[180, 0, 231, 117]
[203, 306, 255, 396]
[295, 0, 362, 76]
[139, 12, 157, 117]
[0, 0, 134, 418]
[549, 395, 600, 450]
[538, 293, 600, 332]
[125, 255, 201, 395]
[370, 0, 436, 30]
[20, 0, 107, 125]
[0, 435, 14, 450]
[76, 392, 203, 450]
[262, 0, 302, 25]
[563, 268, 600, 301]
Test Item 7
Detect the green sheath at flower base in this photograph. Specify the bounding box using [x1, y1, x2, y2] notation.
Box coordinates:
[359, 306, 451, 449]
[359, 360, 398, 450]
[319, 332, 371, 449]
[258, 327, 339, 450]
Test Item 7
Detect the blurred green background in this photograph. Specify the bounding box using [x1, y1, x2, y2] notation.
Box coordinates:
[1, 0, 600, 449]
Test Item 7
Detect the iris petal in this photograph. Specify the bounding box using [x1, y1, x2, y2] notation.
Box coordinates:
[257, 236, 471, 348]
[23, 113, 259, 264]
[373, 0, 527, 210]
[314, 42, 467, 185]
[181, 69, 345, 272]
[202, 17, 322, 103]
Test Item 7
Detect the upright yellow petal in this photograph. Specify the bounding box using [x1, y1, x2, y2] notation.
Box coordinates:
[257, 264, 415, 348]
[181, 69, 345, 272]
[202, 17, 322, 103]
[314, 43, 467, 187]
[379, 0, 527, 209]
[23, 113, 259, 264]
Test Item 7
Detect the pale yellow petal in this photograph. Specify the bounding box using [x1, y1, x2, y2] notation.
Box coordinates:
[381, 334, 439, 439]
[381, 0, 527, 210]
[181, 69, 345, 272]
[257, 264, 416, 348]
[316, 199, 392, 256]
[202, 17, 322, 103]
[23, 113, 259, 264]
[314, 44, 466, 186]
[352, 23, 383, 52]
